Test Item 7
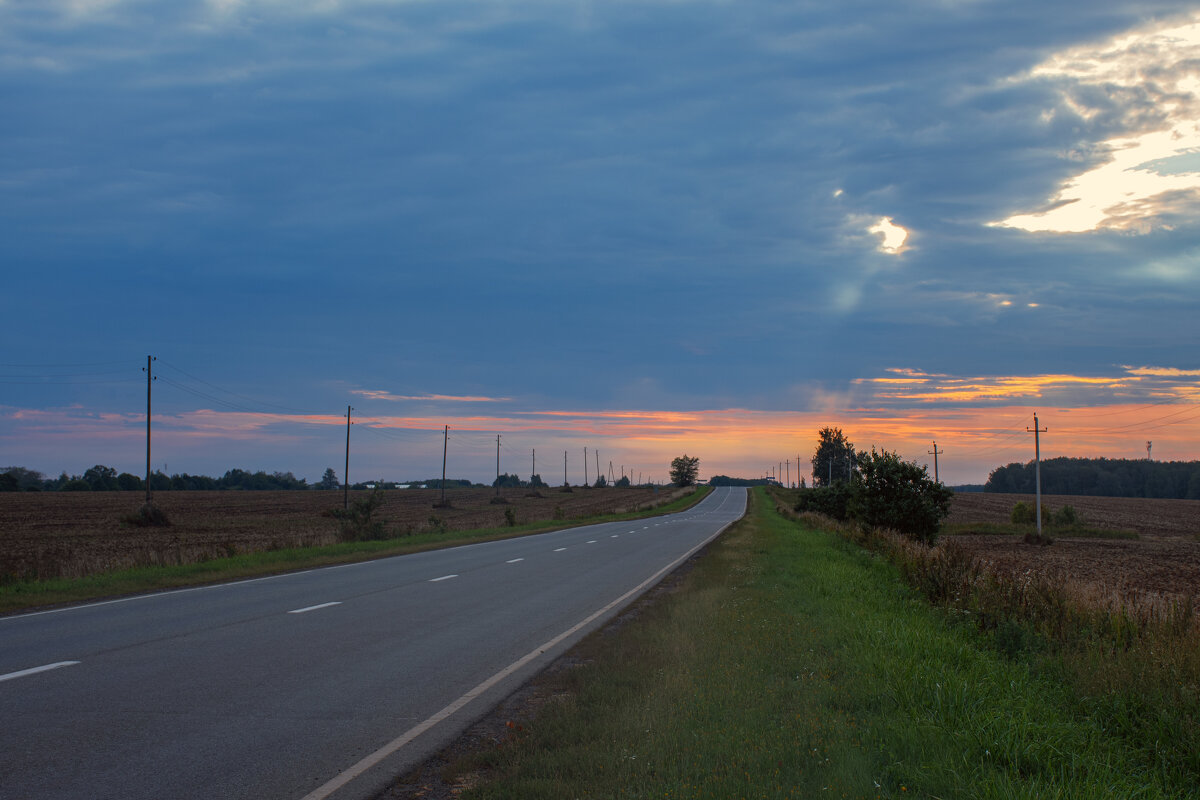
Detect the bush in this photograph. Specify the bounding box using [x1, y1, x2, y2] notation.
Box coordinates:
[793, 484, 852, 521]
[1053, 505, 1078, 526]
[1011, 501, 1055, 526]
[121, 503, 171, 527]
[848, 448, 952, 544]
[329, 488, 388, 541]
[504, 506, 517, 527]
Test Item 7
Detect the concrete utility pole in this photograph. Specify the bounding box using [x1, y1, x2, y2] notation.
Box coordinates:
[143, 356, 155, 505]
[1027, 414, 1047, 538]
[440, 425, 449, 505]
[344, 406, 353, 510]
[928, 441, 943, 484]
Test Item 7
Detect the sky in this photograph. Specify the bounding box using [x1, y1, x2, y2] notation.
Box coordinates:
[3, 0, 1200, 487]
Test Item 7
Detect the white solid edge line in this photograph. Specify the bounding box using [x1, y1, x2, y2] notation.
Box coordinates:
[288, 602, 342, 615]
[296, 489, 745, 800]
[0, 661, 81, 683]
[428, 575, 457, 582]
[553, 547, 567, 552]
[506, 558, 524, 564]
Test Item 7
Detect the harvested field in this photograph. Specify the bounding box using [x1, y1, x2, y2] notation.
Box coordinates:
[947, 492, 1200, 600]
[0, 486, 687, 582]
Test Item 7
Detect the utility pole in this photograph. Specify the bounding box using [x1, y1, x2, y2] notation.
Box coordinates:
[440, 425, 449, 505]
[344, 405, 353, 510]
[1147, 441, 1153, 461]
[1027, 414, 1047, 538]
[786, 460, 790, 489]
[564, 450, 568, 487]
[532, 449, 536, 482]
[495, 434, 501, 495]
[928, 441, 943, 484]
[609, 461, 615, 483]
[143, 356, 155, 505]
[584, 447, 588, 487]
[595, 450, 600, 486]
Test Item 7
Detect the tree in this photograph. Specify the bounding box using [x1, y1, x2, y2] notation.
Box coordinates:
[593, 475, 607, 488]
[529, 473, 548, 488]
[669, 455, 700, 487]
[2, 466, 45, 491]
[812, 427, 856, 487]
[848, 448, 952, 544]
[493, 472, 524, 488]
[319, 468, 339, 490]
[614, 475, 631, 488]
[83, 464, 119, 491]
[116, 472, 144, 491]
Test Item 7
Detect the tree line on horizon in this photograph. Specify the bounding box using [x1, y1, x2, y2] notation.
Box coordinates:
[984, 456, 1200, 499]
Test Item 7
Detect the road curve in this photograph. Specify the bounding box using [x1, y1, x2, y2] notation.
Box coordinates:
[0, 486, 746, 800]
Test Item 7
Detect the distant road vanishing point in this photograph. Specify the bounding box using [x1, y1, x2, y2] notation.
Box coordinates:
[0, 486, 746, 800]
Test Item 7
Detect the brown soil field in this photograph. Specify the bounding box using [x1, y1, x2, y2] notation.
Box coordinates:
[947, 492, 1200, 599]
[0, 486, 688, 582]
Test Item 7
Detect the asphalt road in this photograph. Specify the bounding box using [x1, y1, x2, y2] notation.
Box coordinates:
[0, 486, 746, 800]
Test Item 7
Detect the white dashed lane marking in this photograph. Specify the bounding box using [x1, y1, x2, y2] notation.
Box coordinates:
[0, 661, 80, 683]
[288, 602, 342, 615]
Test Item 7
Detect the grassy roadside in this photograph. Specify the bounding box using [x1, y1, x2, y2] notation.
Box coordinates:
[0, 486, 711, 616]
[447, 487, 1187, 799]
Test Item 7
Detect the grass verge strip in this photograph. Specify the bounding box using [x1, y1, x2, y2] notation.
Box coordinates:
[443, 487, 1188, 799]
[0, 487, 711, 615]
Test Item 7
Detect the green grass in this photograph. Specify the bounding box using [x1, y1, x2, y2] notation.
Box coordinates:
[944, 522, 1139, 539]
[0, 486, 711, 615]
[453, 488, 1191, 799]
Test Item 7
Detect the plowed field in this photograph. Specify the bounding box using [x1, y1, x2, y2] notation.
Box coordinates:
[947, 492, 1200, 599]
[0, 486, 686, 582]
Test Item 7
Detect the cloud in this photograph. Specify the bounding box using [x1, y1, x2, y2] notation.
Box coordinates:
[352, 389, 511, 403]
[991, 12, 1200, 234]
[868, 216, 909, 254]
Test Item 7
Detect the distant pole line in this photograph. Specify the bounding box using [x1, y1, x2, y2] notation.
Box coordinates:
[1027, 414, 1047, 537]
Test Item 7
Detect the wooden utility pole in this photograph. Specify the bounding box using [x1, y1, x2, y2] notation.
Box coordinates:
[495, 434, 501, 495]
[344, 405, 353, 510]
[1027, 414, 1047, 538]
[532, 449, 536, 482]
[441, 425, 449, 505]
[584, 447, 588, 487]
[143, 356, 155, 505]
[563, 450, 568, 487]
[928, 441, 943, 484]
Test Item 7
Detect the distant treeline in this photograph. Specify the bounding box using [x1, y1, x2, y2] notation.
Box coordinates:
[708, 475, 775, 487]
[1, 465, 313, 492]
[0, 465, 581, 493]
[985, 457, 1200, 499]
